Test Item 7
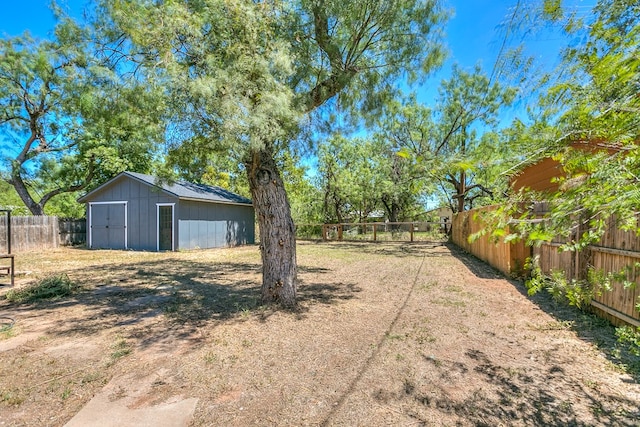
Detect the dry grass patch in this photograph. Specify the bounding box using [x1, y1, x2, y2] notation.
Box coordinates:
[0, 241, 638, 426]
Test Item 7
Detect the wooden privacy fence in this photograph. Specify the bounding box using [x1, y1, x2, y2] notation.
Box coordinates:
[451, 206, 529, 277]
[0, 216, 59, 252]
[58, 218, 87, 246]
[0, 216, 86, 252]
[453, 204, 640, 327]
[296, 222, 450, 242]
[533, 210, 640, 328]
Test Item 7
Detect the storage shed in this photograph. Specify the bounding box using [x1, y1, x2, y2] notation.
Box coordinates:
[77, 172, 255, 251]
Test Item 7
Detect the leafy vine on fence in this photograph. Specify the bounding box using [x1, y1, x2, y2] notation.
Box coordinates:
[525, 255, 640, 357]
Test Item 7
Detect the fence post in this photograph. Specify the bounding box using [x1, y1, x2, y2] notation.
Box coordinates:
[574, 212, 592, 283]
[322, 224, 327, 241]
[338, 225, 343, 241]
[410, 222, 414, 242]
[373, 224, 377, 241]
[7, 210, 11, 254]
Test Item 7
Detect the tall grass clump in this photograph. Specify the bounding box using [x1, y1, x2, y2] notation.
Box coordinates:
[4, 274, 80, 303]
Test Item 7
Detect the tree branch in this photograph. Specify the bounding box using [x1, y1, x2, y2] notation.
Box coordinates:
[303, 5, 359, 112]
[39, 157, 96, 208]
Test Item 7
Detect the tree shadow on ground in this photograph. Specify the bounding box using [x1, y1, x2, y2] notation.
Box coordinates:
[446, 243, 506, 279]
[448, 243, 640, 384]
[526, 289, 640, 383]
[1, 258, 358, 351]
[377, 347, 640, 427]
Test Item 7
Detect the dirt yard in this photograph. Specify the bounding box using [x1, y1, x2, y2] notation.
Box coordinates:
[0, 241, 639, 426]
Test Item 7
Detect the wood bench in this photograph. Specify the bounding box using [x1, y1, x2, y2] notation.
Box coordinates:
[0, 254, 14, 287]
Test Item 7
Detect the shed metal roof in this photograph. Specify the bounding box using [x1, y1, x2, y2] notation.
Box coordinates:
[78, 171, 253, 206]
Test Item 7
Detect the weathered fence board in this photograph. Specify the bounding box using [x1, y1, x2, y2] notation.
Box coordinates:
[533, 244, 577, 281]
[0, 216, 59, 252]
[451, 206, 529, 277]
[456, 205, 640, 327]
[58, 219, 87, 246]
[532, 213, 640, 326]
[591, 243, 640, 326]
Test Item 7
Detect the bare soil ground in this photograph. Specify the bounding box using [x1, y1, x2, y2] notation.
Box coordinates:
[0, 241, 639, 426]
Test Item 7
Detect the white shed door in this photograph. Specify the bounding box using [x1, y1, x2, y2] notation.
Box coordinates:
[90, 203, 127, 249]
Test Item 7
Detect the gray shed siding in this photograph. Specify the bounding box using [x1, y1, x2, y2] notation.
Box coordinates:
[177, 200, 255, 250]
[82, 174, 255, 251]
[85, 176, 176, 251]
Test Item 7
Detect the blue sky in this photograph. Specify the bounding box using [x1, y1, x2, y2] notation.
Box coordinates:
[0, 0, 595, 176]
[424, 0, 594, 118]
[0, 0, 87, 37]
[1, 0, 594, 70]
[0, 0, 594, 111]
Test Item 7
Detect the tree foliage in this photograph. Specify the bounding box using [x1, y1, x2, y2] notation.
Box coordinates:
[318, 135, 383, 223]
[547, 0, 639, 144]
[0, 180, 29, 215]
[280, 153, 323, 225]
[318, 132, 429, 223]
[0, 14, 164, 216]
[431, 65, 516, 211]
[377, 65, 516, 213]
[98, 0, 449, 307]
[503, 0, 640, 247]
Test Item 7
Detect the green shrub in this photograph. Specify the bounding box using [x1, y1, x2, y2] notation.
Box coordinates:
[546, 271, 594, 309]
[616, 326, 640, 357]
[525, 257, 594, 310]
[4, 274, 80, 303]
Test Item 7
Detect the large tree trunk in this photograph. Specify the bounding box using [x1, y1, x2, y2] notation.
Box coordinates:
[382, 198, 401, 230]
[245, 147, 297, 308]
[9, 171, 45, 216]
[457, 170, 466, 213]
[389, 202, 400, 223]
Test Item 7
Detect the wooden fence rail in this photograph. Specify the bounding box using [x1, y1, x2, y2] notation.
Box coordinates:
[307, 222, 450, 243]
